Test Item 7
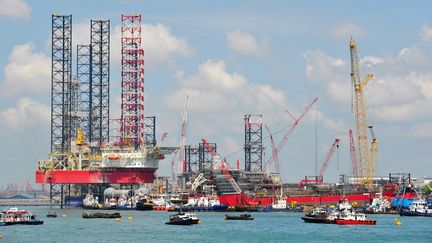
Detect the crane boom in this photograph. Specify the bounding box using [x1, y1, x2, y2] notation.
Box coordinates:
[368, 125, 378, 181]
[349, 129, 359, 177]
[202, 139, 242, 194]
[349, 38, 374, 183]
[265, 97, 318, 170]
[264, 125, 281, 177]
[318, 138, 340, 178]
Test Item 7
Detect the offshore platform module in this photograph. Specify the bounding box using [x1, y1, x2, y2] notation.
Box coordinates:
[35, 14, 176, 207]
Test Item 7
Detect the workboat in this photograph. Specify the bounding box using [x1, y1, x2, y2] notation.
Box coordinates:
[224, 214, 254, 220]
[165, 213, 194, 225]
[0, 207, 44, 226]
[399, 199, 432, 217]
[177, 212, 200, 224]
[46, 211, 57, 218]
[136, 198, 154, 211]
[82, 212, 121, 219]
[301, 207, 335, 224]
[335, 211, 376, 225]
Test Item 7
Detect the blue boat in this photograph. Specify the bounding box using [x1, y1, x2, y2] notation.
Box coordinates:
[399, 199, 432, 217]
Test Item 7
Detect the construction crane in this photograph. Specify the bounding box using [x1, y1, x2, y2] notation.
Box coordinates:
[171, 96, 189, 184]
[202, 138, 242, 194]
[264, 125, 281, 177]
[368, 125, 378, 181]
[300, 138, 340, 186]
[349, 129, 359, 178]
[264, 97, 318, 172]
[349, 37, 374, 184]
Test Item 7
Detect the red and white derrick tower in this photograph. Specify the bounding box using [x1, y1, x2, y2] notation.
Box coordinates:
[121, 14, 145, 149]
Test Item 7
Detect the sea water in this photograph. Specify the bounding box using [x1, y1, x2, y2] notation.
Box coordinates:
[0, 206, 430, 243]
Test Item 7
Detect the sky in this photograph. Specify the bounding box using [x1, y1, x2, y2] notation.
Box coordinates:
[1, 0, 432, 187]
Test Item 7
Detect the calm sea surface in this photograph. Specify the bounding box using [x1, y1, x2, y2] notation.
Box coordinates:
[0, 206, 430, 243]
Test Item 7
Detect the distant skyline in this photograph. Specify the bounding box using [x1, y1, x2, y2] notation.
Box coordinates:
[1, 0, 432, 186]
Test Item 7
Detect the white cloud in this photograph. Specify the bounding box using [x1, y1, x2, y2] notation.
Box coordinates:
[0, 97, 50, 129]
[331, 22, 365, 40]
[308, 109, 348, 132]
[226, 29, 268, 57]
[0, 0, 31, 19]
[303, 47, 432, 127]
[410, 123, 432, 139]
[420, 23, 432, 42]
[0, 43, 50, 96]
[109, 23, 194, 68]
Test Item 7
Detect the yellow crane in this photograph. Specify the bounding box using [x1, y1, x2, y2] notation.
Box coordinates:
[349, 37, 374, 184]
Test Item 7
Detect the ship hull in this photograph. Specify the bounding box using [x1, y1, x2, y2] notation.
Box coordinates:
[35, 168, 156, 184]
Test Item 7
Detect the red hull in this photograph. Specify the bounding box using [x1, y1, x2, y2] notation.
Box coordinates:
[335, 219, 376, 225]
[217, 194, 372, 207]
[35, 168, 156, 184]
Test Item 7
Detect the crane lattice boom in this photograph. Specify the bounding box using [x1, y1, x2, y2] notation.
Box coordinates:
[349, 129, 359, 177]
[264, 97, 318, 171]
[349, 38, 374, 183]
[318, 138, 340, 178]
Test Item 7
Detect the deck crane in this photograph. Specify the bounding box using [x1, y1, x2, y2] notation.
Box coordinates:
[202, 138, 242, 194]
[349, 129, 359, 178]
[368, 125, 378, 181]
[349, 37, 374, 184]
[264, 97, 318, 172]
[300, 138, 340, 186]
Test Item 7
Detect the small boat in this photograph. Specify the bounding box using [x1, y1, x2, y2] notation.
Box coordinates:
[136, 198, 154, 211]
[46, 211, 57, 218]
[224, 214, 254, 220]
[301, 207, 335, 224]
[165, 213, 194, 225]
[0, 207, 44, 226]
[82, 212, 121, 219]
[399, 199, 432, 217]
[177, 212, 200, 224]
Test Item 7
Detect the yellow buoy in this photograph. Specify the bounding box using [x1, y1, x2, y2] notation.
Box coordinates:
[115, 218, 121, 222]
[62, 214, 66, 218]
[393, 217, 398, 221]
[396, 221, 401, 225]
[127, 216, 133, 220]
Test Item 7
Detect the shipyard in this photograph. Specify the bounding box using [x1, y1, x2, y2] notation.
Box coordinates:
[1, 1, 432, 242]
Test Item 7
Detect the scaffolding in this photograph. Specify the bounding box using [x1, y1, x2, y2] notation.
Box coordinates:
[51, 14, 73, 208]
[89, 19, 110, 152]
[77, 44, 91, 141]
[185, 145, 199, 173]
[144, 116, 156, 146]
[244, 115, 263, 172]
[120, 14, 145, 149]
[199, 142, 216, 177]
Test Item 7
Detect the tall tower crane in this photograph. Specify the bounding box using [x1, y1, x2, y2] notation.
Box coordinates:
[349, 37, 374, 184]
[264, 97, 318, 172]
[171, 96, 189, 184]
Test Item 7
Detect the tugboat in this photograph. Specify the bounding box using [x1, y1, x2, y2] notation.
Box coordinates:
[224, 214, 254, 220]
[136, 198, 154, 211]
[165, 213, 194, 225]
[399, 199, 432, 217]
[301, 207, 335, 224]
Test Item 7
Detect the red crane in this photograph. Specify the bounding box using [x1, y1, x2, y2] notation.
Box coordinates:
[300, 138, 340, 186]
[265, 125, 281, 176]
[264, 97, 318, 172]
[202, 138, 242, 194]
[349, 129, 359, 177]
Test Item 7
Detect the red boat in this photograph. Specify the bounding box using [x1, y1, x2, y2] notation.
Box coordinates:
[335, 211, 376, 225]
[336, 219, 376, 225]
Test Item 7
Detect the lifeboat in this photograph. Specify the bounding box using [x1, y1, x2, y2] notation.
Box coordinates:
[107, 154, 120, 160]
